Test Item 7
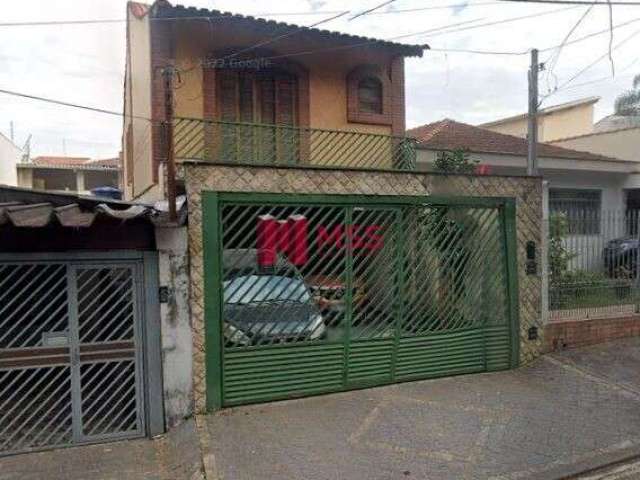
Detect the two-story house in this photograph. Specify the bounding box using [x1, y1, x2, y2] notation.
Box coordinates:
[122, 0, 424, 201]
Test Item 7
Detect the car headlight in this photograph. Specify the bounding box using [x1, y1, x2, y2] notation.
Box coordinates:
[224, 323, 251, 346]
[308, 313, 325, 340]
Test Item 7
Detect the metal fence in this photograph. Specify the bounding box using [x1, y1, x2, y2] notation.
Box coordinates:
[548, 208, 640, 321]
[203, 193, 519, 408]
[174, 117, 417, 171]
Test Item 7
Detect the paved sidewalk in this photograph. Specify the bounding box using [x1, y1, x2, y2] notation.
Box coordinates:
[0, 419, 203, 480]
[3, 338, 640, 480]
[202, 338, 640, 480]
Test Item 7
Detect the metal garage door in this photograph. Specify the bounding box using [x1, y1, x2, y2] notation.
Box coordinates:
[0, 255, 152, 455]
[203, 193, 519, 409]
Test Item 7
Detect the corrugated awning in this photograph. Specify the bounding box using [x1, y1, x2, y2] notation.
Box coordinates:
[0, 186, 187, 229]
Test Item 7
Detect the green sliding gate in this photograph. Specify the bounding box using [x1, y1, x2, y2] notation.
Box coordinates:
[203, 193, 519, 409]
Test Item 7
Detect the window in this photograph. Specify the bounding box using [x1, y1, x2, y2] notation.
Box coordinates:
[347, 66, 391, 125]
[549, 188, 601, 234]
[357, 77, 383, 114]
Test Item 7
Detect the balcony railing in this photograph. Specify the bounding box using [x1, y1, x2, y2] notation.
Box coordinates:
[173, 117, 417, 172]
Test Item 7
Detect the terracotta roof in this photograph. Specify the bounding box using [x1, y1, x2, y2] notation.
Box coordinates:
[32, 156, 90, 167]
[87, 157, 120, 168]
[408, 119, 625, 163]
[151, 1, 426, 57]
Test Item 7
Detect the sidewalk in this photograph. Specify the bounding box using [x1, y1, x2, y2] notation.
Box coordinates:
[0, 419, 203, 480]
[3, 337, 640, 480]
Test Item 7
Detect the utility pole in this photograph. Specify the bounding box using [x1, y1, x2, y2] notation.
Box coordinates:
[527, 48, 539, 176]
[9, 121, 14, 143]
[162, 66, 177, 222]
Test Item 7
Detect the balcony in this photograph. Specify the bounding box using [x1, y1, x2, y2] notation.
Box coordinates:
[173, 118, 417, 172]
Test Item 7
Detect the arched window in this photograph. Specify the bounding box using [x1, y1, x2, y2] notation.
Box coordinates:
[347, 66, 391, 125]
[357, 77, 383, 114]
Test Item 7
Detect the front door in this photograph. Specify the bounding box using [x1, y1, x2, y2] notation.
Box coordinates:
[0, 259, 146, 455]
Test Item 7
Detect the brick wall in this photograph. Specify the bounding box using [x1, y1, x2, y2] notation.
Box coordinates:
[544, 315, 640, 352]
[184, 165, 543, 413]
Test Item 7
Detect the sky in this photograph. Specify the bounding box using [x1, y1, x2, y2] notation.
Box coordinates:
[0, 0, 638, 159]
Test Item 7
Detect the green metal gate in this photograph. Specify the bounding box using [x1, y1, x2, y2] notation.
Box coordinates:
[203, 193, 519, 409]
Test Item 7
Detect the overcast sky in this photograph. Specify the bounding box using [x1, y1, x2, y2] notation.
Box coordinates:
[0, 0, 638, 159]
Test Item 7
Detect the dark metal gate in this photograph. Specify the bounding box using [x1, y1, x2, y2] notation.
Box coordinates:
[203, 193, 519, 409]
[0, 256, 151, 455]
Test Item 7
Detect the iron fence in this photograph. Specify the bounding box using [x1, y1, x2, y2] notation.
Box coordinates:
[173, 117, 417, 171]
[203, 193, 519, 407]
[547, 208, 640, 320]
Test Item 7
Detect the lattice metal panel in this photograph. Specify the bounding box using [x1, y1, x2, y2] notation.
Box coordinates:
[0, 261, 145, 456]
[75, 266, 142, 440]
[208, 194, 518, 407]
[174, 117, 417, 171]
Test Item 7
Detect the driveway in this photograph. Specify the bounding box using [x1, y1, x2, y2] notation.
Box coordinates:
[2, 338, 640, 480]
[202, 337, 640, 480]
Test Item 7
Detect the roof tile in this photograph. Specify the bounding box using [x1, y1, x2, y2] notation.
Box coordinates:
[408, 119, 623, 163]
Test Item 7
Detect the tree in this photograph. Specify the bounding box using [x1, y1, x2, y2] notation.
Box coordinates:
[434, 148, 478, 174]
[614, 74, 640, 116]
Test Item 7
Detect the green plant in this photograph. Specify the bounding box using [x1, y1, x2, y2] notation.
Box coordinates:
[548, 212, 576, 284]
[614, 74, 640, 116]
[435, 148, 478, 174]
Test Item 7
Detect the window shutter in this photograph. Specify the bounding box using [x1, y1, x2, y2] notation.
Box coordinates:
[275, 76, 297, 125]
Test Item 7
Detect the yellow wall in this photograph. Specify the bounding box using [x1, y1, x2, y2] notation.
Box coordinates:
[550, 127, 640, 162]
[171, 33, 394, 136]
[483, 103, 595, 142]
[123, 8, 157, 201]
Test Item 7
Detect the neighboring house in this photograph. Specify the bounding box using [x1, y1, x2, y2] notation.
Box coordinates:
[0, 131, 23, 186]
[411, 119, 638, 215]
[16, 156, 121, 194]
[122, 1, 424, 201]
[478, 96, 600, 142]
[409, 119, 640, 270]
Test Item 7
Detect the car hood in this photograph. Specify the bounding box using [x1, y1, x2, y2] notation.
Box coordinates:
[224, 302, 320, 337]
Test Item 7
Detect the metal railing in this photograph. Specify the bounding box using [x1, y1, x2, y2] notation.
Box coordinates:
[173, 117, 417, 171]
[547, 208, 640, 320]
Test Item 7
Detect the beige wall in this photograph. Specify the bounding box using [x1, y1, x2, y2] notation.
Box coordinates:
[172, 34, 393, 136]
[484, 103, 595, 142]
[123, 8, 156, 201]
[550, 127, 640, 162]
[184, 164, 543, 413]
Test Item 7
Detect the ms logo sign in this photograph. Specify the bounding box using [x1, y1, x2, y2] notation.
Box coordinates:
[256, 214, 384, 267]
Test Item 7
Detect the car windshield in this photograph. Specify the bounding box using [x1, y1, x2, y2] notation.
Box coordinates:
[223, 275, 311, 304]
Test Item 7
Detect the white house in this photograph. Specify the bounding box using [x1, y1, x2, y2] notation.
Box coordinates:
[408, 119, 640, 271]
[0, 131, 22, 186]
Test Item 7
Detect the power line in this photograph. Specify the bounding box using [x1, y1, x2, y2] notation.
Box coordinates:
[538, 15, 640, 52]
[542, 27, 640, 101]
[222, 10, 350, 62]
[0, 87, 152, 122]
[544, 4, 595, 92]
[349, 0, 397, 20]
[499, 0, 640, 5]
[370, 1, 503, 13]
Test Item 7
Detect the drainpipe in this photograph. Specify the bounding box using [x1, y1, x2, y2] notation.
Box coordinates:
[162, 66, 177, 222]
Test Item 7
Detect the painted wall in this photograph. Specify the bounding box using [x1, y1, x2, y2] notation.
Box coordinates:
[123, 7, 156, 201]
[0, 133, 21, 186]
[550, 127, 640, 162]
[155, 226, 194, 427]
[172, 36, 394, 136]
[483, 102, 595, 142]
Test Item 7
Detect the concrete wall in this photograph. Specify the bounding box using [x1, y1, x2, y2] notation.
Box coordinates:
[155, 226, 193, 427]
[0, 133, 21, 186]
[123, 6, 156, 201]
[184, 164, 543, 413]
[550, 127, 640, 162]
[482, 102, 595, 142]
